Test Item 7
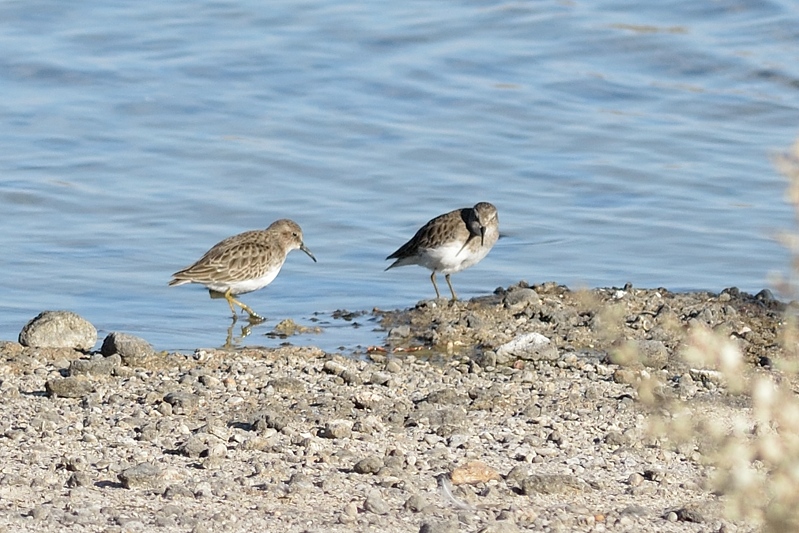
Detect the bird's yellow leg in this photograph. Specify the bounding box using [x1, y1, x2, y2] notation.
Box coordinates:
[445, 273, 458, 301]
[224, 289, 264, 322]
[430, 272, 442, 299]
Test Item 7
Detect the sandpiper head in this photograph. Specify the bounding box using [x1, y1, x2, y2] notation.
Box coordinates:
[469, 202, 498, 246]
[269, 219, 317, 262]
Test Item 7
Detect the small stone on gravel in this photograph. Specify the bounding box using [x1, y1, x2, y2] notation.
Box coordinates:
[496, 332, 558, 361]
[100, 332, 155, 364]
[320, 419, 353, 439]
[45, 376, 95, 398]
[163, 391, 200, 414]
[450, 461, 501, 485]
[69, 353, 121, 376]
[118, 463, 163, 490]
[364, 489, 390, 515]
[354, 455, 384, 474]
[404, 493, 428, 512]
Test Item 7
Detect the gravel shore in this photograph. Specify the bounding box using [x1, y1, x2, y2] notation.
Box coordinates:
[0, 282, 785, 532]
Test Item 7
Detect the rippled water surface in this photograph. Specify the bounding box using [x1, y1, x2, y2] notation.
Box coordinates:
[1, 0, 798, 351]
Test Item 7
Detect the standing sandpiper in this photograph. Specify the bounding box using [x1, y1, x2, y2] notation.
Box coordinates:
[385, 202, 499, 300]
[169, 219, 316, 322]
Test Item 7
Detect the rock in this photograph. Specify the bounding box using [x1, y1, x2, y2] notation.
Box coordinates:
[627, 473, 645, 487]
[354, 455, 384, 474]
[118, 463, 163, 490]
[65, 472, 92, 488]
[670, 506, 704, 523]
[475, 350, 497, 368]
[689, 368, 725, 388]
[755, 289, 774, 303]
[363, 489, 389, 515]
[163, 391, 200, 414]
[479, 520, 521, 533]
[339, 502, 358, 524]
[251, 410, 290, 432]
[163, 485, 195, 499]
[179, 435, 213, 458]
[268, 377, 304, 393]
[45, 376, 95, 398]
[635, 340, 669, 369]
[352, 390, 384, 409]
[286, 472, 313, 493]
[404, 493, 427, 512]
[100, 332, 154, 364]
[426, 388, 465, 405]
[503, 288, 540, 311]
[69, 353, 121, 376]
[450, 461, 501, 485]
[369, 371, 392, 385]
[505, 465, 530, 488]
[19, 311, 97, 351]
[385, 359, 402, 373]
[388, 325, 411, 339]
[604, 430, 630, 447]
[319, 420, 353, 439]
[520, 474, 590, 495]
[323, 360, 348, 376]
[496, 333, 558, 361]
[419, 520, 459, 533]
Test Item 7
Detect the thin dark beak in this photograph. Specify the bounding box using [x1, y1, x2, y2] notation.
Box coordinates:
[480, 225, 486, 246]
[301, 243, 317, 262]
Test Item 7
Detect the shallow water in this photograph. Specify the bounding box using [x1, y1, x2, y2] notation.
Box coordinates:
[1, 0, 798, 351]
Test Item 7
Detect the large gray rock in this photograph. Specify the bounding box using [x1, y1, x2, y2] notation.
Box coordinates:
[19, 311, 97, 351]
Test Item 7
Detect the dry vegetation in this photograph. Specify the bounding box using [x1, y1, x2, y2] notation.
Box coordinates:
[640, 139, 799, 533]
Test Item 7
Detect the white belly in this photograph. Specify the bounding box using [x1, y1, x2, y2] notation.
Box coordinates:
[205, 266, 281, 295]
[418, 240, 493, 274]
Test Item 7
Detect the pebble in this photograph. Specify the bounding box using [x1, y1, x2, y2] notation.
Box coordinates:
[66, 472, 92, 488]
[503, 287, 540, 312]
[404, 493, 427, 512]
[118, 463, 162, 490]
[70, 353, 121, 376]
[479, 519, 521, 533]
[339, 501, 359, 524]
[450, 460, 501, 485]
[319, 419, 353, 439]
[354, 455, 384, 474]
[163, 485, 194, 499]
[19, 310, 97, 351]
[520, 474, 588, 495]
[369, 371, 392, 386]
[363, 489, 390, 515]
[163, 391, 200, 414]
[496, 332, 559, 361]
[45, 376, 95, 398]
[100, 332, 155, 364]
[634, 340, 669, 369]
[419, 520, 460, 533]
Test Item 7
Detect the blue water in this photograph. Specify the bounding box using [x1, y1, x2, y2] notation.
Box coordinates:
[1, 0, 798, 352]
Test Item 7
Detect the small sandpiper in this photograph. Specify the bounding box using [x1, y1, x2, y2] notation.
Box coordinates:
[169, 219, 316, 322]
[386, 202, 499, 300]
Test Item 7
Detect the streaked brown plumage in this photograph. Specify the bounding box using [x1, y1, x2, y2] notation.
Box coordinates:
[386, 202, 499, 300]
[169, 219, 316, 321]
